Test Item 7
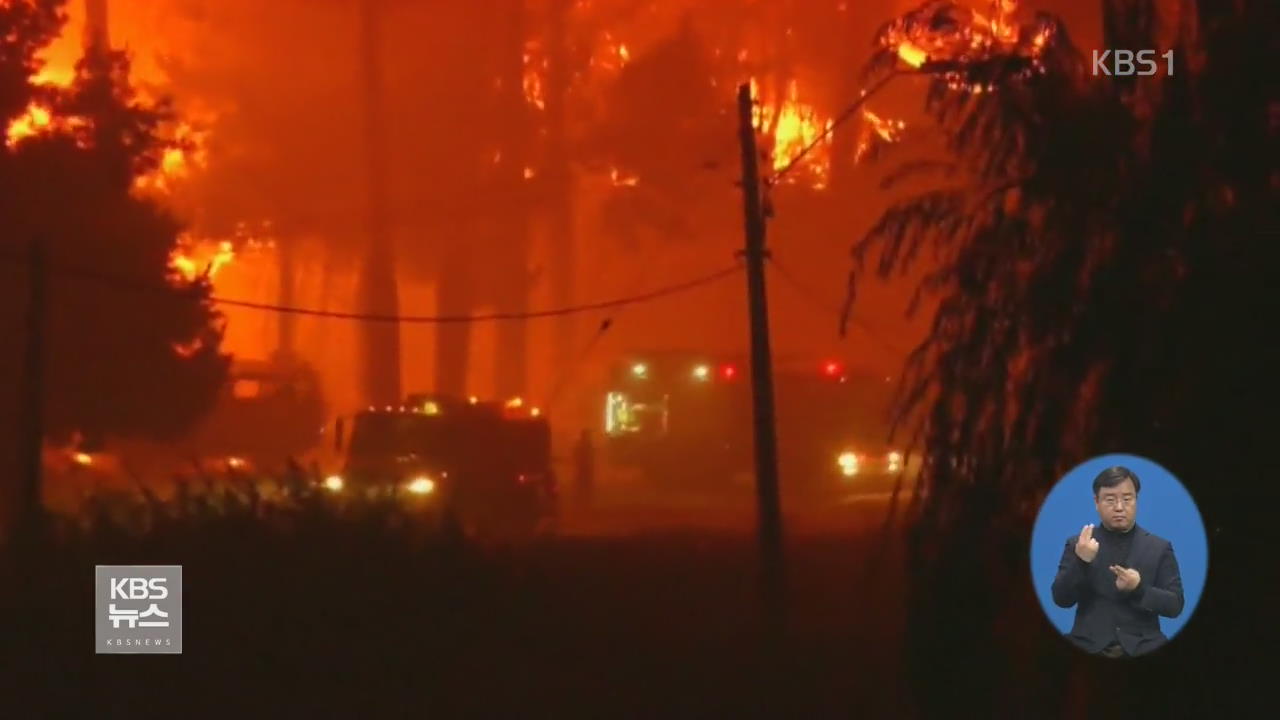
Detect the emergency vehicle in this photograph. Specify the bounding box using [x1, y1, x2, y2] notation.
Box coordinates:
[326, 394, 557, 533]
[602, 352, 905, 494]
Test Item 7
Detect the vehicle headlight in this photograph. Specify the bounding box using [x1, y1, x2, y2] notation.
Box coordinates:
[323, 475, 344, 492]
[888, 451, 903, 471]
[837, 451, 859, 477]
[406, 476, 436, 495]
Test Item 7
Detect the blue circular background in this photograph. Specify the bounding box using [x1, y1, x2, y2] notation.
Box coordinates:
[1030, 453, 1208, 641]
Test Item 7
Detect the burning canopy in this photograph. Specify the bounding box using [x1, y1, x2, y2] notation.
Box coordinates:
[871, 0, 1061, 91]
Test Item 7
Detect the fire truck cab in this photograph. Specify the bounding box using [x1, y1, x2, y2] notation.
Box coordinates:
[603, 352, 753, 487]
[328, 394, 557, 534]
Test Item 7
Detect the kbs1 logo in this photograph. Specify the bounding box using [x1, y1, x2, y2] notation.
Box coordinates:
[1092, 49, 1175, 76]
[95, 565, 182, 654]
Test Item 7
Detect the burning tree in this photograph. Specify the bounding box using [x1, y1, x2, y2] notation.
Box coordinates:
[0, 2, 228, 451]
[853, 0, 1274, 713]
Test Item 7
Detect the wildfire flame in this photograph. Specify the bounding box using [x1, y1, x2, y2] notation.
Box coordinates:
[881, 0, 1054, 90]
[5, 105, 54, 147]
[169, 236, 234, 358]
[6, 4, 211, 195]
[752, 78, 833, 187]
[856, 109, 908, 163]
[864, 110, 906, 143]
[771, 84, 832, 175]
[5, 61, 74, 148]
[748, 77, 908, 187]
[32, 66, 75, 88]
[135, 120, 210, 193]
[170, 238, 235, 282]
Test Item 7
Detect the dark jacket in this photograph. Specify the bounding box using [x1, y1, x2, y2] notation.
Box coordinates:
[1051, 524, 1184, 656]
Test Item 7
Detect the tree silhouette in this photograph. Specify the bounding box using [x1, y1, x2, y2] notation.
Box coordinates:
[581, 13, 738, 248]
[0, 0, 62, 122]
[1, 6, 228, 447]
[853, 0, 1275, 714]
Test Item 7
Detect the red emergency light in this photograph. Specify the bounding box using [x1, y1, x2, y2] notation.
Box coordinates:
[719, 363, 738, 381]
[822, 360, 844, 378]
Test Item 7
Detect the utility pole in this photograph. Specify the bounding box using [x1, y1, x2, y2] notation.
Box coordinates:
[18, 239, 47, 546]
[736, 83, 785, 642]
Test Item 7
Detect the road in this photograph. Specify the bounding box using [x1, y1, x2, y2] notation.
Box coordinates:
[556, 470, 918, 537]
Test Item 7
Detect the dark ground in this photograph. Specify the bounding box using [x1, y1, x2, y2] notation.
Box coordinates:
[0, 494, 915, 718]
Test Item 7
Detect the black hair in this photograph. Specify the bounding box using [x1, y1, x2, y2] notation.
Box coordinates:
[1092, 466, 1141, 496]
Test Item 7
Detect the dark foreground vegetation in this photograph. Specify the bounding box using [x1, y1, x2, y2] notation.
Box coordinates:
[0, 477, 1269, 718]
[2, 485, 916, 717]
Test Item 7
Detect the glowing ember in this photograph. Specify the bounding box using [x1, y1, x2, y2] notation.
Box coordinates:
[864, 110, 906, 143]
[595, 41, 630, 71]
[523, 43, 546, 110]
[609, 167, 639, 187]
[897, 40, 929, 69]
[171, 338, 206, 356]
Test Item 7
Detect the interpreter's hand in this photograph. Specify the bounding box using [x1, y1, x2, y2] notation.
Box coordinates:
[1075, 524, 1100, 563]
[1110, 565, 1141, 592]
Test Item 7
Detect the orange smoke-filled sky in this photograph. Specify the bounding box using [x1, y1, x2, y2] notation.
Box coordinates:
[29, 0, 1103, 431]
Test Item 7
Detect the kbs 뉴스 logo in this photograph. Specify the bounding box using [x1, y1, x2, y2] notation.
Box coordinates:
[95, 565, 182, 654]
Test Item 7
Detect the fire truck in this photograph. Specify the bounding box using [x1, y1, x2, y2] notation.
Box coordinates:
[602, 352, 904, 494]
[326, 394, 557, 534]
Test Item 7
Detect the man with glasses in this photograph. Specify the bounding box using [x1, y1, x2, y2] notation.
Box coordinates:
[1051, 466, 1185, 657]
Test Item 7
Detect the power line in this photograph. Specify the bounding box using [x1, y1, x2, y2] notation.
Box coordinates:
[543, 315, 612, 412]
[543, 251, 663, 409]
[212, 264, 741, 322]
[0, 249, 743, 324]
[767, 257, 909, 356]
